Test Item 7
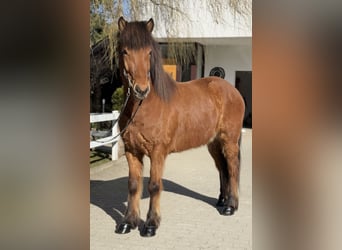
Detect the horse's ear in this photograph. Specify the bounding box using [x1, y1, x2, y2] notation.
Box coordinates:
[146, 18, 154, 33]
[118, 16, 127, 32]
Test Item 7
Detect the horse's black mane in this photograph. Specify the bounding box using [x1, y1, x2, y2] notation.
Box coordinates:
[117, 20, 176, 102]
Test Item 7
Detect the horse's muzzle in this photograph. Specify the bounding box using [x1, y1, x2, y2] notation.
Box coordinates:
[133, 84, 150, 100]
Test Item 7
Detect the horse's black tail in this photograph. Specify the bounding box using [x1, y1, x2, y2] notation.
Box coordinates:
[237, 131, 242, 186]
[238, 131, 242, 161]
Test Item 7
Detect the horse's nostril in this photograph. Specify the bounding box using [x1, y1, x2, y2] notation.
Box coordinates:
[134, 85, 149, 96]
[135, 85, 142, 93]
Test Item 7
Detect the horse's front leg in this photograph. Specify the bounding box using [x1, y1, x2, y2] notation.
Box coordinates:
[116, 151, 144, 234]
[141, 147, 166, 237]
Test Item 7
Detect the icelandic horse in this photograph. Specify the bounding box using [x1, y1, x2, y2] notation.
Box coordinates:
[115, 17, 245, 237]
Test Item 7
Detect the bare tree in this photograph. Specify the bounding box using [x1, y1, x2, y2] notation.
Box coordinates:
[90, 0, 251, 65]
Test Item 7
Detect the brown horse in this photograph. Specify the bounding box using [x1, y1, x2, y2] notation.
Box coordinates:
[115, 17, 245, 237]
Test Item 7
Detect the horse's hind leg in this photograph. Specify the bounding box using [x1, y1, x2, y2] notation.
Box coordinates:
[116, 151, 144, 234]
[220, 132, 241, 215]
[208, 139, 228, 207]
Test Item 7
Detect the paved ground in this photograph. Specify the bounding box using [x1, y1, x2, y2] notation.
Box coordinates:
[90, 129, 252, 250]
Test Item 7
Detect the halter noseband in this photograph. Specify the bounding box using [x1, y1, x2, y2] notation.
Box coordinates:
[123, 68, 151, 101]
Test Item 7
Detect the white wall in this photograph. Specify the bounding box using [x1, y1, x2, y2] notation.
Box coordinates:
[204, 44, 252, 86]
[137, 0, 251, 39]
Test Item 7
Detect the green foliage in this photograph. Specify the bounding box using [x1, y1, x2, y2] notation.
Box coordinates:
[112, 87, 124, 111]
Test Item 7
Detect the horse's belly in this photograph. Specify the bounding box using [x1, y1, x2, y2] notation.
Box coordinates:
[169, 102, 219, 152]
[170, 122, 217, 152]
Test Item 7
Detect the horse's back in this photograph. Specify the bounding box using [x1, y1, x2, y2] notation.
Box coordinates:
[176, 76, 244, 112]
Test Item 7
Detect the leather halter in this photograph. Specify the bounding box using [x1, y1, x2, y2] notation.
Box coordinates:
[123, 68, 134, 89]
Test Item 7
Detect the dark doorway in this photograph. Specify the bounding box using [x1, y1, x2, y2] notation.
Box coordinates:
[235, 71, 252, 128]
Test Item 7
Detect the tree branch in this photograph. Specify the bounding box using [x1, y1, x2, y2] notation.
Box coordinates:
[149, 0, 188, 18]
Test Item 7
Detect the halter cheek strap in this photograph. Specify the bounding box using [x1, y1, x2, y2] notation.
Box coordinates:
[123, 69, 134, 89]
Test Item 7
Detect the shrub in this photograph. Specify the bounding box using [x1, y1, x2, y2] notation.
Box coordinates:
[111, 87, 124, 111]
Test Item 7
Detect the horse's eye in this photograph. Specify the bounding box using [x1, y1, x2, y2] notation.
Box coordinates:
[147, 71, 151, 78]
[122, 49, 128, 55]
[148, 51, 152, 57]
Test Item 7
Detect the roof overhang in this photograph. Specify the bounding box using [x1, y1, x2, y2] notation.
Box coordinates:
[155, 36, 251, 46]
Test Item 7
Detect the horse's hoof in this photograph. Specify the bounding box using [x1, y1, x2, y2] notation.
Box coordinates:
[141, 224, 157, 237]
[115, 223, 132, 234]
[221, 206, 235, 216]
[216, 197, 225, 207]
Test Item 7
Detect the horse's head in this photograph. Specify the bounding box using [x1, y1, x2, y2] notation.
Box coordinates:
[118, 17, 155, 100]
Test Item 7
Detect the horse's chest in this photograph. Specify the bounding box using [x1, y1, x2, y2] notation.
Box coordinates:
[122, 122, 167, 155]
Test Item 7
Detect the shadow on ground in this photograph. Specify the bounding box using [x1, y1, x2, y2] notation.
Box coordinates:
[90, 177, 218, 227]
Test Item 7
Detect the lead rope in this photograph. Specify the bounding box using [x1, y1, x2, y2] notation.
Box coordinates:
[93, 87, 143, 144]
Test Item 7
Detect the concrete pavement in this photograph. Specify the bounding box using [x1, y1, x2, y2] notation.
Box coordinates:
[90, 129, 252, 249]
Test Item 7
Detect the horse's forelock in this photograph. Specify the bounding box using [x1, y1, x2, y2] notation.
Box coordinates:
[118, 21, 154, 50]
